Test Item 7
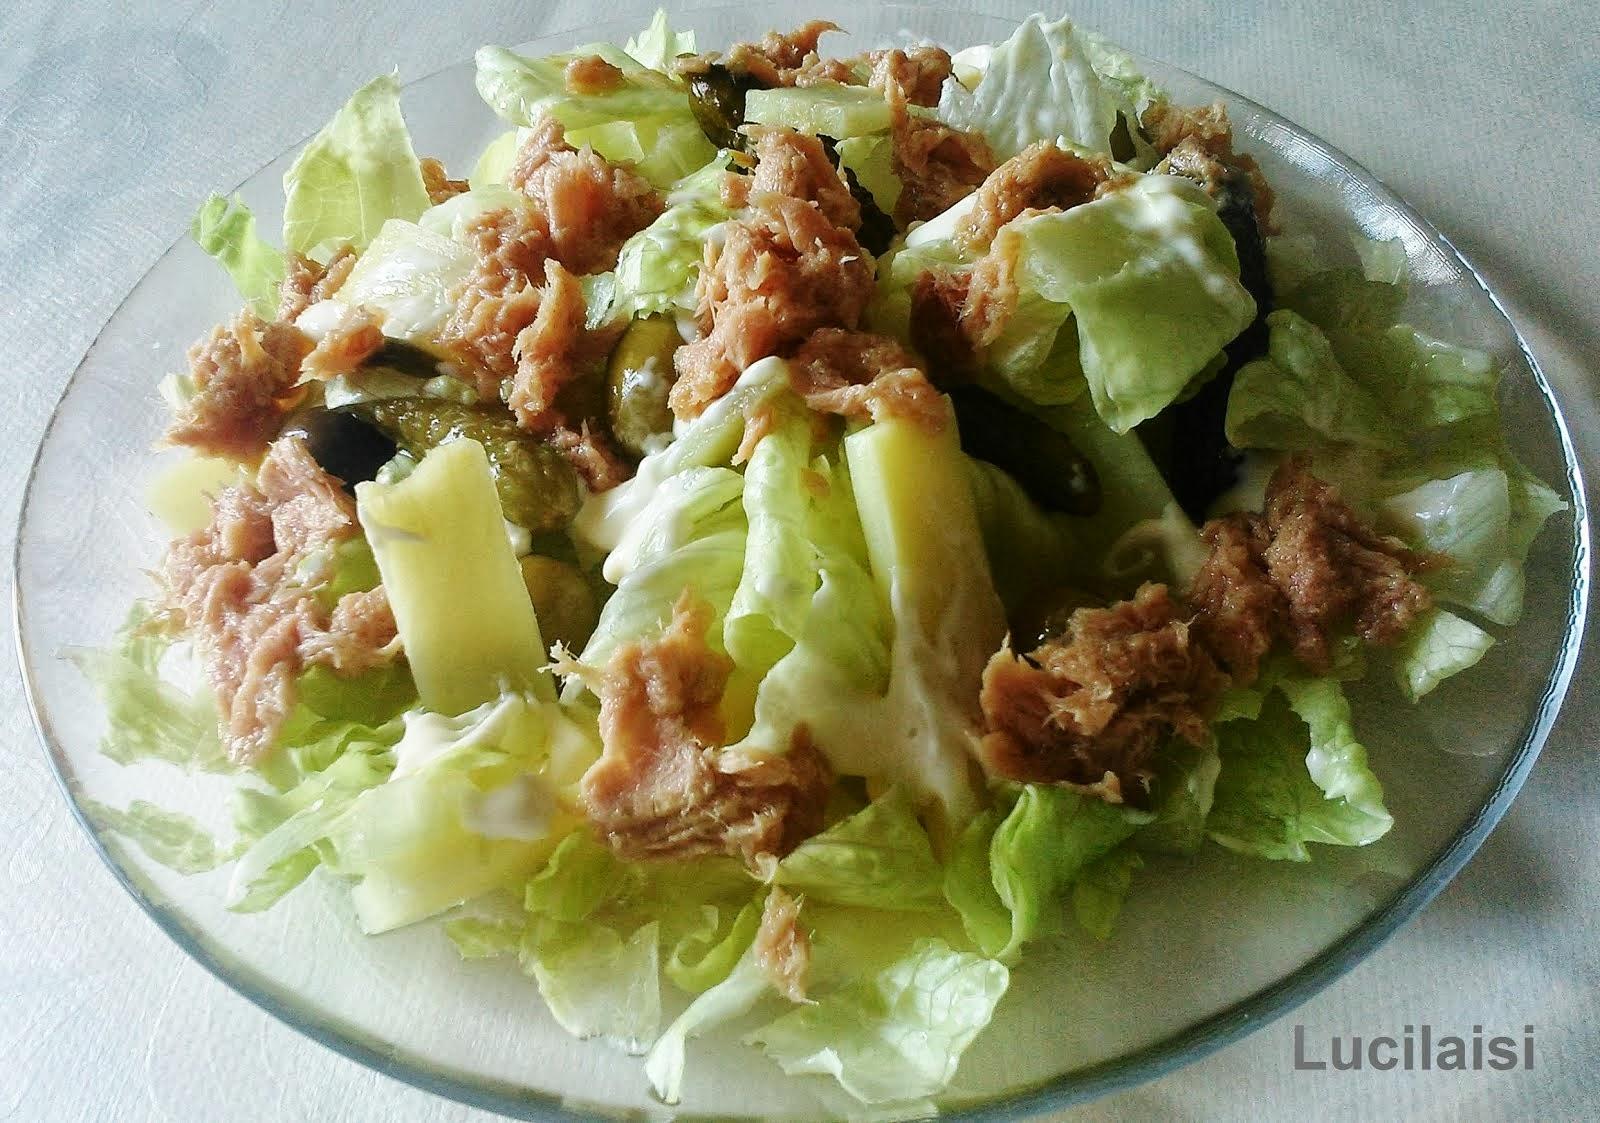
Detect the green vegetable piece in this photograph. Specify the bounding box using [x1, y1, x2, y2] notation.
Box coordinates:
[606, 315, 680, 456]
[743, 83, 892, 138]
[355, 397, 582, 532]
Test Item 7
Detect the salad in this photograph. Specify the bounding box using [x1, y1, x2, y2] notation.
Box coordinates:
[79, 10, 1566, 1110]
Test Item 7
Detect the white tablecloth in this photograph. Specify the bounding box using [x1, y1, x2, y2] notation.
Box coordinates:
[2, 2, 1594, 1119]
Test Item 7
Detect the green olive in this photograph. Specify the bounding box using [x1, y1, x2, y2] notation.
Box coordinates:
[519, 554, 598, 651]
[948, 387, 1102, 516]
[606, 315, 681, 457]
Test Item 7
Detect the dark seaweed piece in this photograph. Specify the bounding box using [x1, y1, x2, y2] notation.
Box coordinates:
[365, 338, 444, 378]
[949, 386, 1101, 516]
[1139, 161, 1274, 521]
[280, 407, 399, 493]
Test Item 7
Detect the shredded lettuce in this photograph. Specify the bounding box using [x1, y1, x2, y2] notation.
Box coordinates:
[1208, 685, 1391, 861]
[610, 155, 735, 319]
[775, 789, 946, 911]
[190, 194, 286, 317]
[624, 10, 696, 74]
[282, 73, 432, 258]
[648, 944, 773, 1103]
[474, 42, 713, 188]
[936, 14, 1155, 161]
[70, 605, 229, 773]
[82, 799, 228, 875]
[305, 217, 473, 343]
[749, 938, 1008, 1106]
[998, 177, 1256, 432]
[1227, 310, 1403, 450]
[1393, 608, 1496, 702]
[945, 784, 1143, 962]
[1071, 846, 1143, 940]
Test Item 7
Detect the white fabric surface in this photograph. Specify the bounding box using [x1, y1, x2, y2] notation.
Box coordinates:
[1, 2, 1594, 1119]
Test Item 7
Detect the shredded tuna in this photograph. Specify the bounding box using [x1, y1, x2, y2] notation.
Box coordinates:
[419, 157, 469, 206]
[580, 592, 831, 872]
[167, 310, 313, 458]
[506, 117, 663, 276]
[754, 886, 810, 1002]
[789, 328, 947, 431]
[908, 269, 978, 382]
[564, 54, 625, 95]
[438, 207, 551, 396]
[1144, 101, 1276, 233]
[300, 586, 398, 673]
[672, 192, 873, 419]
[868, 46, 953, 107]
[1255, 459, 1432, 671]
[906, 230, 1020, 378]
[301, 305, 386, 380]
[957, 142, 1123, 253]
[679, 21, 841, 87]
[508, 260, 588, 434]
[162, 438, 398, 762]
[548, 422, 634, 493]
[887, 82, 994, 226]
[749, 128, 861, 232]
[278, 247, 357, 323]
[979, 583, 1226, 804]
[1188, 513, 1284, 684]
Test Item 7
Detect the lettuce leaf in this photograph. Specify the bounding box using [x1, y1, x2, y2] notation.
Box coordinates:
[1207, 687, 1390, 861]
[69, 605, 229, 773]
[624, 9, 696, 73]
[610, 155, 735, 319]
[1226, 310, 1402, 451]
[81, 799, 228, 875]
[304, 217, 473, 342]
[647, 944, 773, 1104]
[190, 194, 286, 317]
[949, 784, 1143, 962]
[1392, 608, 1495, 702]
[1071, 846, 1142, 940]
[282, 73, 432, 257]
[527, 919, 663, 1054]
[936, 14, 1149, 161]
[774, 789, 946, 911]
[474, 42, 713, 188]
[749, 938, 1008, 1106]
[998, 176, 1256, 431]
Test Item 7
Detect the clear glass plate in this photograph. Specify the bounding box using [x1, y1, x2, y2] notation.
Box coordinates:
[13, 4, 1588, 1119]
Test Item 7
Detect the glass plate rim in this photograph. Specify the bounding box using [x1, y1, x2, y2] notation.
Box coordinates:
[11, 5, 1591, 1118]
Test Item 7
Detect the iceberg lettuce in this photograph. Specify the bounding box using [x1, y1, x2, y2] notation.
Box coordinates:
[475, 42, 713, 188]
[1207, 685, 1391, 861]
[749, 937, 1008, 1106]
[936, 14, 1155, 162]
[1226, 310, 1403, 451]
[999, 176, 1256, 432]
[774, 789, 946, 911]
[190, 194, 285, 317]
[282, 73, 432, 258]
[609, 155, 734, 319]
[944, 784, 1143, 962]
